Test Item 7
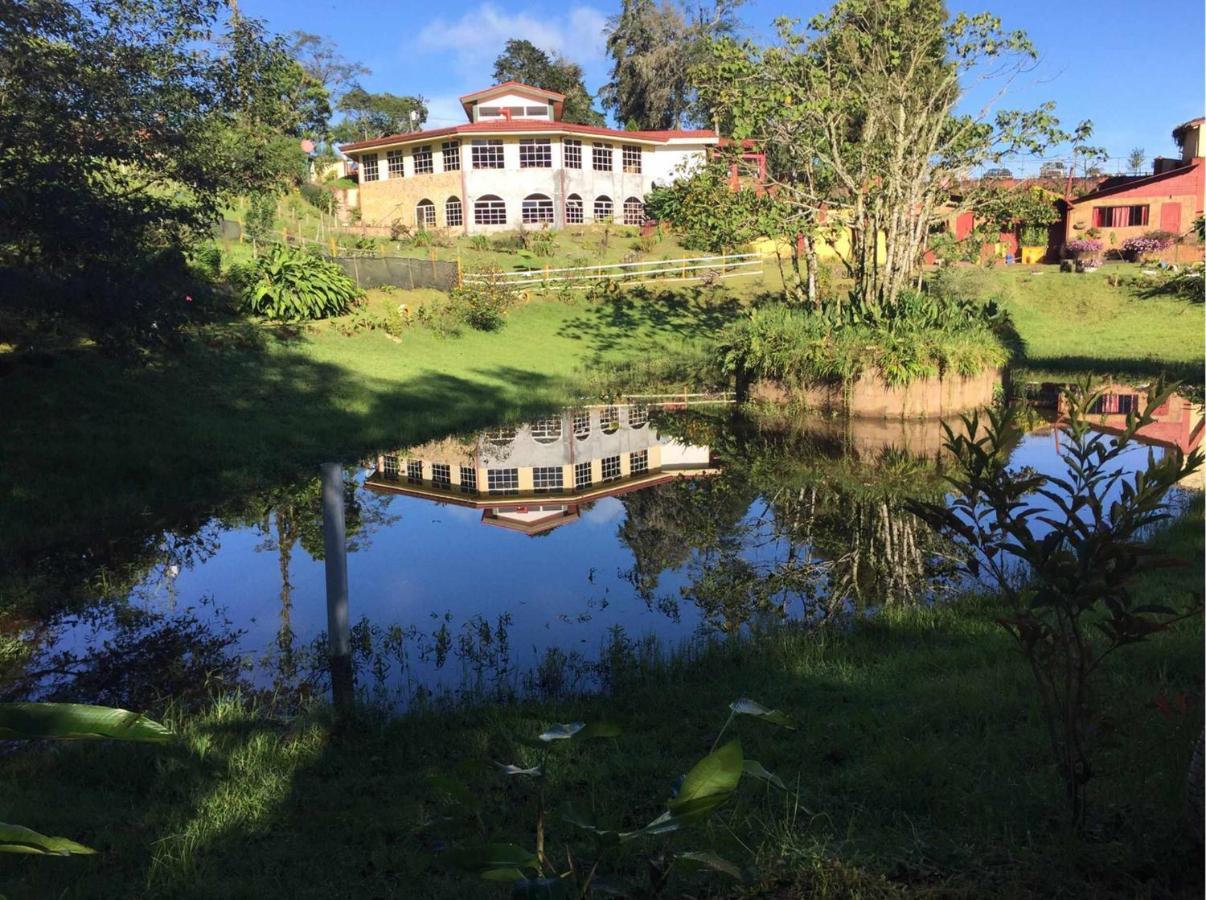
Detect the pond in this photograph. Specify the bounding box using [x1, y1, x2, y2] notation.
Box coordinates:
[7, 399, 1189, 712]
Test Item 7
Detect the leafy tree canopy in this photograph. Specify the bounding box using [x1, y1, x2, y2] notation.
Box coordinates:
[331, 87, 428, 142]
[288, 31, 370, 106]
[492, 39, 604, 126]
[0, 0, 328, 337]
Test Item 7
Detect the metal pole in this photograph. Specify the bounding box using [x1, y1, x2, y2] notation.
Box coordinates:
[321, 462, 354, 708]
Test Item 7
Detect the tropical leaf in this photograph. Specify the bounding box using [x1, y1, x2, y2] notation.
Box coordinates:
[537, 721, 620, 743]
[538, 722, 585, 742]
[0, 703, 172, 743]
[729, 698, 796, 729]
[742, 758, 787, 790]
[675, 850, 743, 878]
[495, 763, 543, 777]
[669, 738, 743, 814]
[0, 822, 95, 856]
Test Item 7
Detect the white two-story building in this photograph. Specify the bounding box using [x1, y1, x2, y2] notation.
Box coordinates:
[339, 81, 719, 234]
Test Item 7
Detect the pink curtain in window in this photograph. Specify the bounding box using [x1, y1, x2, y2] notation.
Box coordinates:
[1112, 206, 1128, 228]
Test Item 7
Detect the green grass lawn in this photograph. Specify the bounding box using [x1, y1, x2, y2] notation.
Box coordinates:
[984, 264, 1204, 386]
[1, 500, 1200, 900]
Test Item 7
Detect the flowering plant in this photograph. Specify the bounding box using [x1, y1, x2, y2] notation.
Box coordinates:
[1121, 231, 1176, 257]
[1064, 239, 1103, 256]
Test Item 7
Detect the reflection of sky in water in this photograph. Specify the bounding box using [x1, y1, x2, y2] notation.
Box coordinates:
[44, 420, 1188, 705]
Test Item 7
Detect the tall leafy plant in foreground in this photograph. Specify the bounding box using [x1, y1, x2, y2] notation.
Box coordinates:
[242, 245, 362, 321]
[912, 384, 1202, 827]
[0, 703, 172, 855]
[440, 698, 795, 897]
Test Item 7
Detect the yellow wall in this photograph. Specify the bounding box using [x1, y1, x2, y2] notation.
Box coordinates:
[751, 226, 886, 265]
[358, 171, 465, 230]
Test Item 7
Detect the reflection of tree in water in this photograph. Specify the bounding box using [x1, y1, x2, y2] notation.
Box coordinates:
[623, 410, 960, 631]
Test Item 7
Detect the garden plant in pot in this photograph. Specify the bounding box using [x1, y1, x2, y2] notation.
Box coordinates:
[1064, 238, 1104, 272]
[1018, 224, 1048, 264]
[1121, 230, 1177, 263]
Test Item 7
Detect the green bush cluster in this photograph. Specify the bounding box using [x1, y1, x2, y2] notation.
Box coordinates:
[415, 272, 521, 335]
[239, 246, 362, 321]
[721, 296, 1010, 387]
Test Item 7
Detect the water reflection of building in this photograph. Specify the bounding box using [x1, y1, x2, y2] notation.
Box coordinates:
[1057, 385, 1204, 455]
[365, 405, 719, 535]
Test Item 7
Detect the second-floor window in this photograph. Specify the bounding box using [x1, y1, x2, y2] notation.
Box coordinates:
[564, 139, 582, 169]
[592, 143, 612, 172]
[360, 153, 379, 182]
[413, 145, 433, 174]
[386, 150, 404, 178]
[622, 144, 641, 173]
[519, 138, 552, 168]
[441, 140, 461, 171]
[472, 139, 504, 169]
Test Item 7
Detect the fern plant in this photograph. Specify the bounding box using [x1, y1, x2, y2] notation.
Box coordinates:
[242, 245, 362, 321]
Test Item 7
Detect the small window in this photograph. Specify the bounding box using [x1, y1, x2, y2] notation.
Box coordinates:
[360, 153, 379, 182]
[572, 409, 590, 439]
[627, 405, 648, 429]
[485, 425, 517, 444]
[530, 416, 562, 443]
[413, 145, 433, 174]
[407, 460, 423, 484]
[564, 139, 582, 169]
[533, 466, 563, 492]
[593, 195, 613, 222]
[519, 139, 552, 168]
[622, 144, 642, 173]
[1093, 205, 1149, 228]
[592, 143, 613, 172]
[432, 463, 451, 488]
[574, 461, 592, 489]
[525, 105, 549, 117]
[600, 406, 619, 434]
[416, 199, 436, 228]
[382, 454, 399, 479]
[472, 139, 505, 169]
[441, 140, 461, 171]
[522, 193, 554, 224]
[601, 455, 621, 481]
[487, 468, 519, 496]
[1090, 393, 1140, 415]
[474, 195, 507, 226]
[623, 196, 644, 226]
[460, 466, 478, 494]
[445, 196, 463, 227]
[386, 149, 404, 178]
[505, 106, 525, 117]
[477, 105, 502, 118]
[630, 449, 648, 474]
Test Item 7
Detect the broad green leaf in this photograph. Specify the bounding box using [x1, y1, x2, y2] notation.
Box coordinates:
[675, 850, 743, 878]
[447, 842, 538, 876]
[0, 703, 172, 743]
[538, 722, 585, 742]
[669, 739, 743, 814]
[729, 698, 796, 729]
[742, 759, 787, 790]
[0, 822, 95, 856]
[495, 762, 543, 777]
[576, 721, 622, 740]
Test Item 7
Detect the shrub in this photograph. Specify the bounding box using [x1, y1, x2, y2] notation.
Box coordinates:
[467, 235, 490, 251]
[241, 245, 362, 321]
[412, 229, 432, 248]
[1064, 238, 1103, 257]
[299, 182, 338, 216]
[529, 230, 555, 258]
[243, 192, 277, 244]
[450, 272, 520, 331]
[1121, 230, 1176, 258]
[1019, 224, 1047, 246]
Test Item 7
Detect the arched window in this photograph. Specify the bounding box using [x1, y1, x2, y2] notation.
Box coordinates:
[474, 195, 506, 226]
[416, 199, 436, 228]
[522, 193, 554, 225]
[565, 194, 583, 225]
[593, 195, 613, 222]
[623, 196, 644, 226]
[571, 410, 590, 440]
[600, 406, 620, 434]
[445, 196, 463, 227]
[530, 416, 562, 444]
[627, 405, 648, 429]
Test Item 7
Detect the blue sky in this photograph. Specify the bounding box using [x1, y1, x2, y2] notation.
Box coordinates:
[243, 0, 1204, 174]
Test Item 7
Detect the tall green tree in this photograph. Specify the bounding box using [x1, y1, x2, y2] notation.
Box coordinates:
[492, 39, 604, 126]
[331, 87, 428, 141]
[696, 0, 1072, 309]
[0, 0, 326, 336]
[602, 0, 744, 130]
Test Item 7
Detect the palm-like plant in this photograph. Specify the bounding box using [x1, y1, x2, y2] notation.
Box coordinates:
[243, 246, 362, 321]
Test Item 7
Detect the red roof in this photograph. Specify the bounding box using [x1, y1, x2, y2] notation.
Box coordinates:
[340, 120, 718, 153]
[1068, 158, 1203, 205]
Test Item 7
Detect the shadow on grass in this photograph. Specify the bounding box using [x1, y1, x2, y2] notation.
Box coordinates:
[0, 322, 588, 600]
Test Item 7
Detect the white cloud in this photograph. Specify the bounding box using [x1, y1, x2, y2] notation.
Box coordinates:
[414, 3, 609, 83]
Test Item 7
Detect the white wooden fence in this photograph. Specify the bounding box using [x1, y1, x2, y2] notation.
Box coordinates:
[462, 252, 763, 289]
